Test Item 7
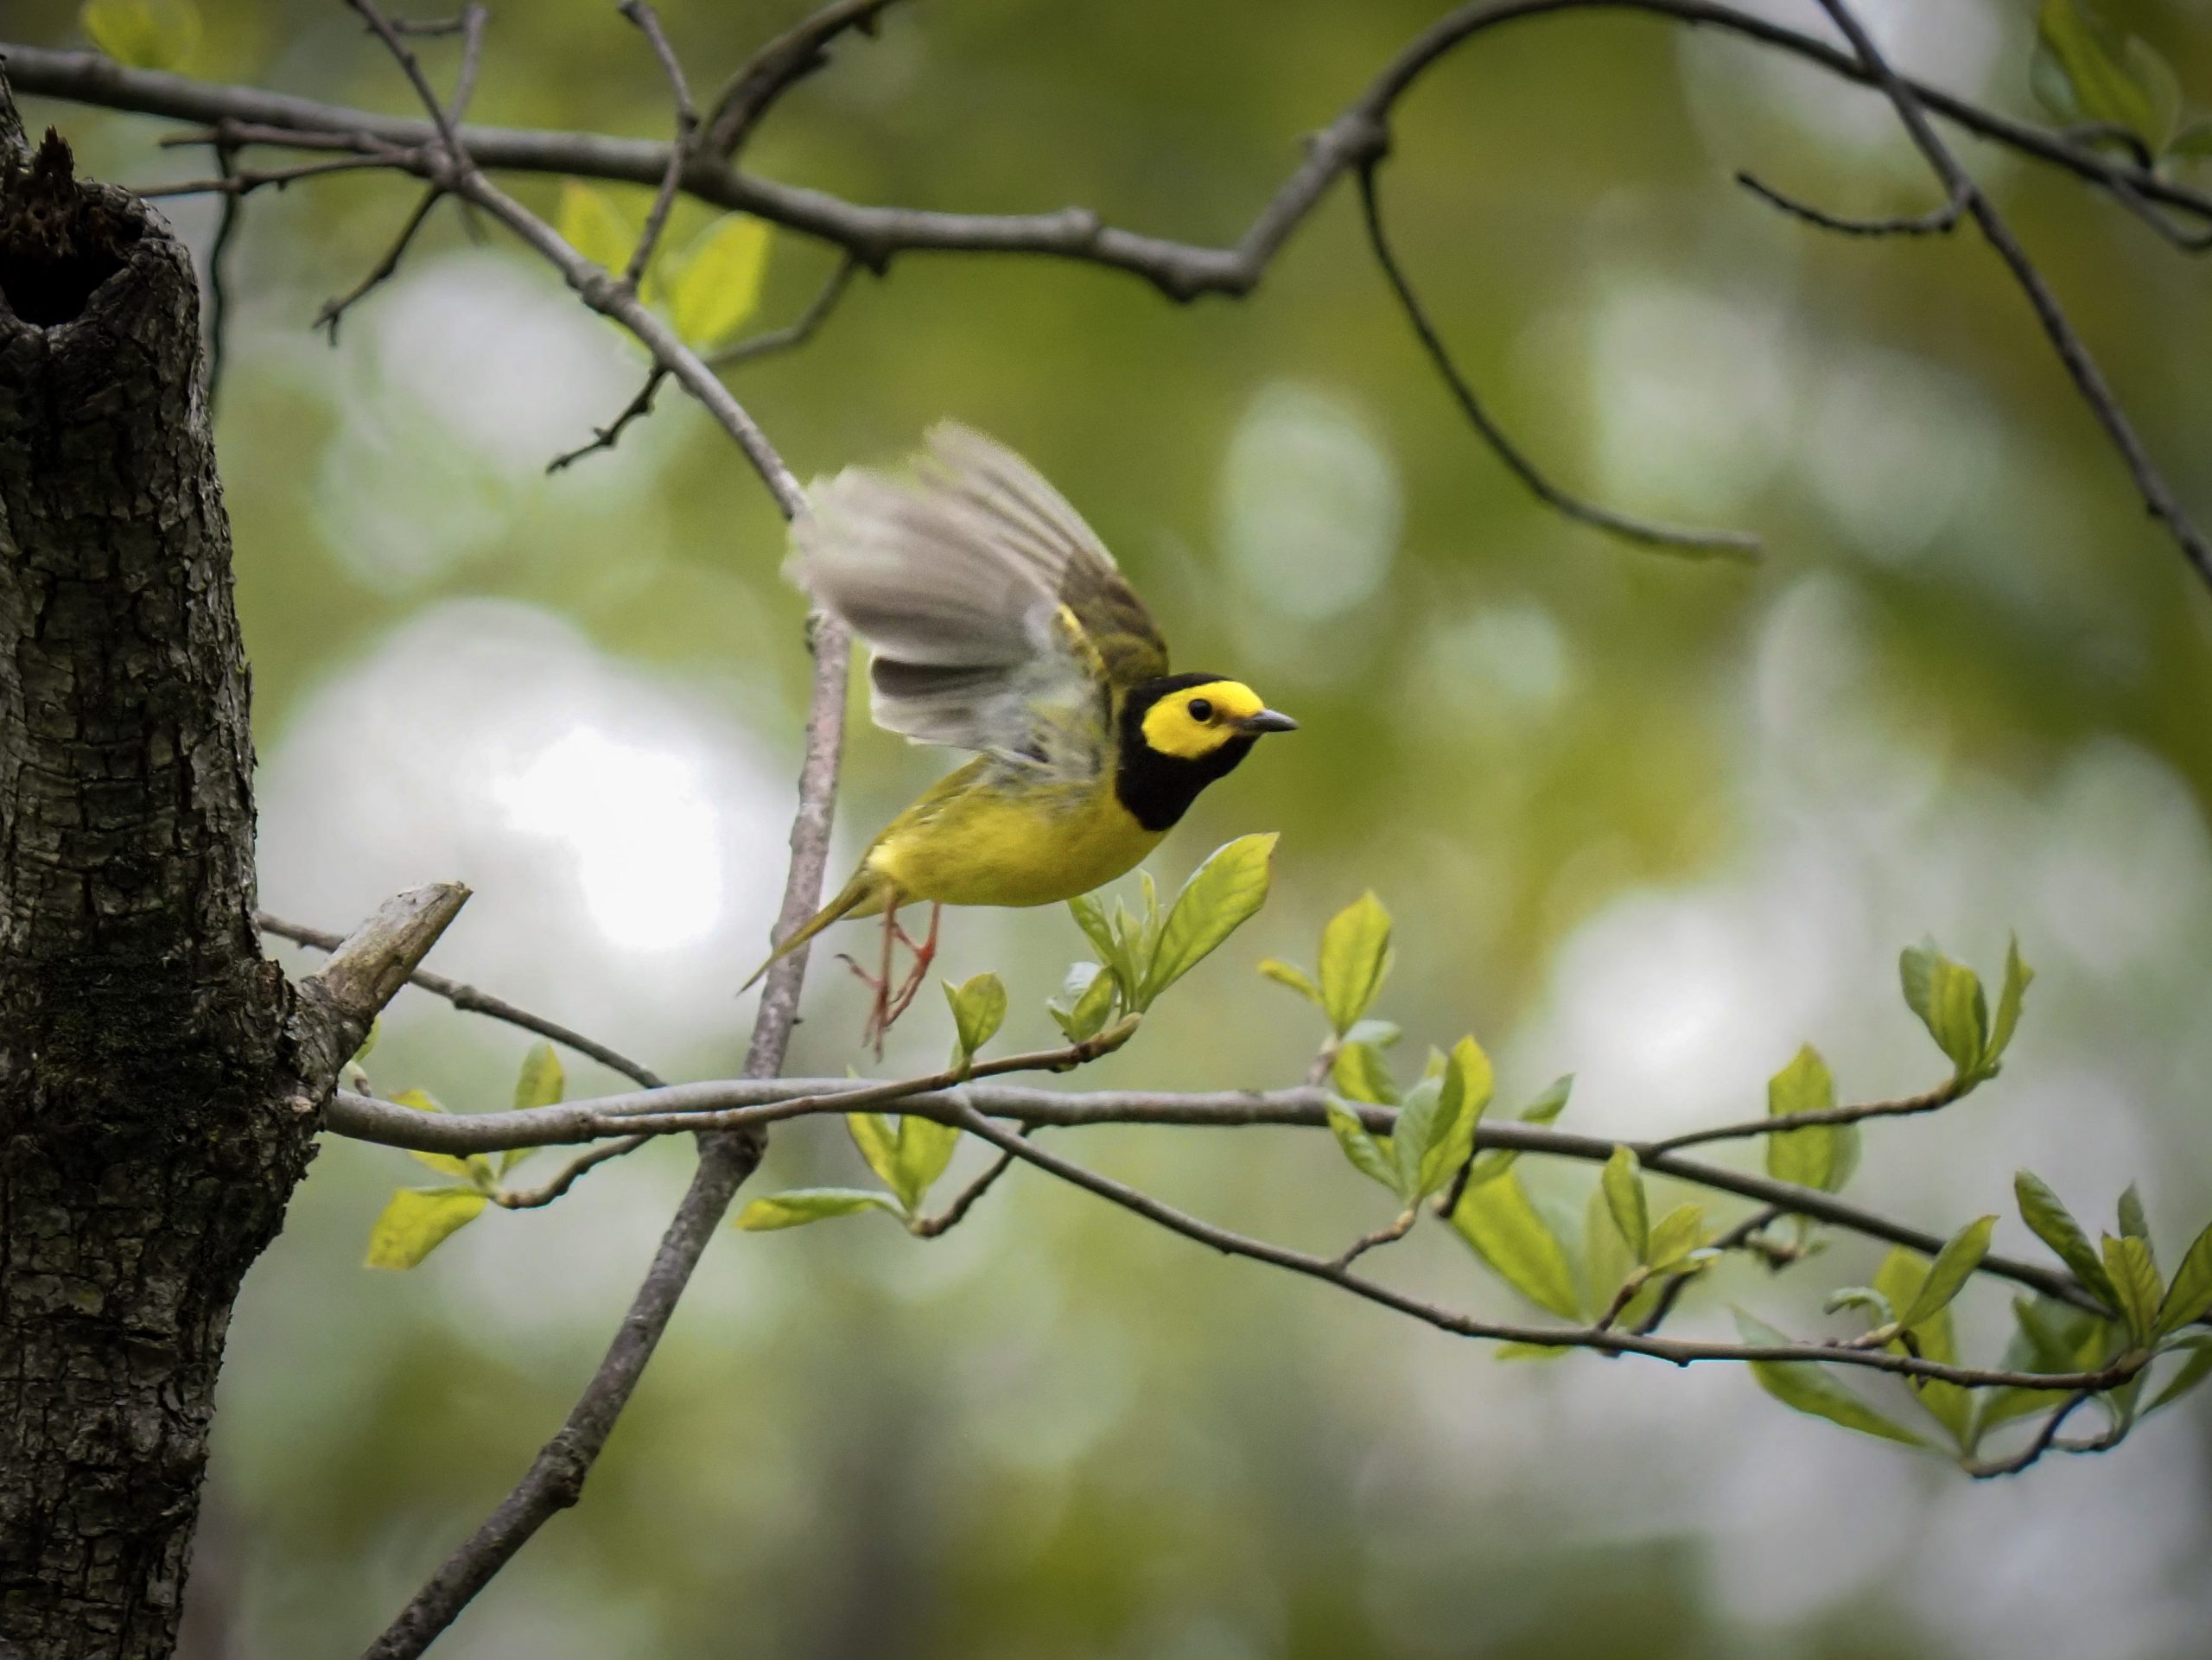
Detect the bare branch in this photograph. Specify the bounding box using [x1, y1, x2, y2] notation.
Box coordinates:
[261, 911, 668, 1090]
[493, 1135, 650, 1209]
[909, 1130, 1031, 1238]
[12, 2, 2209, 299]
[312, 180, 438, 342]
[1734, 168, 1963, 238]
[282, 881, 471, 1113]
[617, 0, 696, 293]
[547, 252, 861, 472]
[1357, 160, 1762, 559]
[701, 0, 902, 159]
[1808, 0, 2212, 592]
[1645, 1076, 1963, 1156]
[1632, 1205, 1787, 1337]
[546, 365, 668, 473]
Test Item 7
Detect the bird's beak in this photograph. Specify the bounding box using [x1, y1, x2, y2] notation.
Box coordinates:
[1241, 709, 1299, 734]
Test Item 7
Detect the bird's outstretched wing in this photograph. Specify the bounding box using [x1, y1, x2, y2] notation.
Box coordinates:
[789, 423, 1170, 778]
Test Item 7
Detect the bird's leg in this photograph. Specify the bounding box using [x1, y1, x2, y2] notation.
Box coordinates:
[880, 903, 942, 1033]
[865, 899, 902, 1056]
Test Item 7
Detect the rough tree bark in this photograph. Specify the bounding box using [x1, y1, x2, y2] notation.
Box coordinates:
[0, 76, 344, 1660]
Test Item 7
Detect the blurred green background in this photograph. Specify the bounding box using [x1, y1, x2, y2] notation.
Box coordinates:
[18, 0, 2212, 1655]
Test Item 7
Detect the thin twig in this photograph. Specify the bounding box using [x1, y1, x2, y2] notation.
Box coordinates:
[1809, 0, 2212, 593]
[1735, 169, 1963, 238]
[546, 366, 667, 473]
[700, 0, 902, 159]
[493, 1135, 650, 1209]
[1961, 1390, 2094, 1479]
[313, 181, 437, 342]
[618, 0, 695, 293]
[203, 141, 244, 410]
[143, 151, 400, 196]
[945, 1105, 2142, 1392]
[707, 250, 859, 366]
[547, 252, 861, 472]
[1332, 1209, 1417, 1271]
[909, 1130, 1031, 1237]
[260, 911, 667, 1090]
[1357, 159, 1762, 560]
[1631, 1205, 1785, 1336]
[1645, 1077, 1961, 1156]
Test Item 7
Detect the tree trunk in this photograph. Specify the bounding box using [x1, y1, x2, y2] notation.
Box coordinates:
[0, 91, 308, 1660]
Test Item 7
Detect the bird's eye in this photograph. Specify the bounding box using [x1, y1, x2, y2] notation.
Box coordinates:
[1187, 697, 1214, 723]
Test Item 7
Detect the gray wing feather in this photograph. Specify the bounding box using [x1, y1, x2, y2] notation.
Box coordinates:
[788, 423, 1134, 771]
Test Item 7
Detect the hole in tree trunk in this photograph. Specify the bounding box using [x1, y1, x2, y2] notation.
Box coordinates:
[0, 130, 137, 327]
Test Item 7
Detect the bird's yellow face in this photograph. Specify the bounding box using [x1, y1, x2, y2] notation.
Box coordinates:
[1138, 678, 1295, 760]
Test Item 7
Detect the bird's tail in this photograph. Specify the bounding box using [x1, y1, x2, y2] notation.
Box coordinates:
[739, 866, 889, 992]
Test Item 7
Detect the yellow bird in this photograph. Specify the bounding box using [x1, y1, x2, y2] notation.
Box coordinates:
[744, 423, 1297, 1043]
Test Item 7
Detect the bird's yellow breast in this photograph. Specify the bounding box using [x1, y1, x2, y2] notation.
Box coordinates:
[864, 762, 1162, 909]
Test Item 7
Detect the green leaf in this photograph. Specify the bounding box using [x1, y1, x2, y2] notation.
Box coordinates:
[2125, 36, 2183, 155]
[1414, 1036, 1492, 1199]
[734, 1188, 904, 1231]
[848, 1112, 956, 1213]
[1986, 937, 2034, 1071]
[2172, 120, 2212, 162]
[1870, 1245, 1975, 1447]
[1520, 1075, 1573, 1124]
[847, 1110, 902, 1194]
[1733, 1311, 1926, 1447]
[1585, 1184, 1638, 1322]
[2035, 0, 2157, 141]
[2147, 1340, 2212, 1414]
[1137, 834, 1277, 1007]
[1975, 1296, 2107, 1438]
[556, 181, 639, 276]
[1646, 1202, 1706, 1272]
[1450, 1167, 1580, 1319]
[1900, 1215, 1997, 1329]
[1459, 1075, 1573, 1192]
[668, 213, 771, 348]
[1331, 1040, 1399, 1106]
[2155, 1219, 2212, 1337]
[2102, 1233, 2164, 1345]
[1600, 1146, 1649, 1263]
[1047, 961, 1119, 1043]
[1345, 1017, 1402, 1050]
[1066, 894, 1125, 981]
[389, 1088, 497, 1190]
[1389, 1077, 1446, 1203]
[1325, 1097, 1399, 1194]
[1900, 943, 1987, 1078]
[2014, 1170, 2119, 1307]
[2118, 1183, 2152, 1249]
[1825, 1286, 1896, 1325]
[81, 0, 199, 70]
[891, 1116, 960, 1209]
[1318, 892, 1392, 1036]
[942, 971, 1008, 1059]
[365, 1186, 487, 1269]
[1496, 1341, 1573, 1362]
[513, 1041, 565, 1111]
[1257, 958, 1320, 1004]
[1764, 1044, 1840, 1193]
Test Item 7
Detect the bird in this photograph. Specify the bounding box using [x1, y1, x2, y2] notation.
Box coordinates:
[742, 423, 1297, 1047]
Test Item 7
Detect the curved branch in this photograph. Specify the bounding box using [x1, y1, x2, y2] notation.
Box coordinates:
[9, 1, 2207, 299]
[1357, 159, 1761, 557]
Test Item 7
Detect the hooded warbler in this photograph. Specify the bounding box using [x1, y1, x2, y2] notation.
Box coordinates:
[744, 423, 1297, 1041]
